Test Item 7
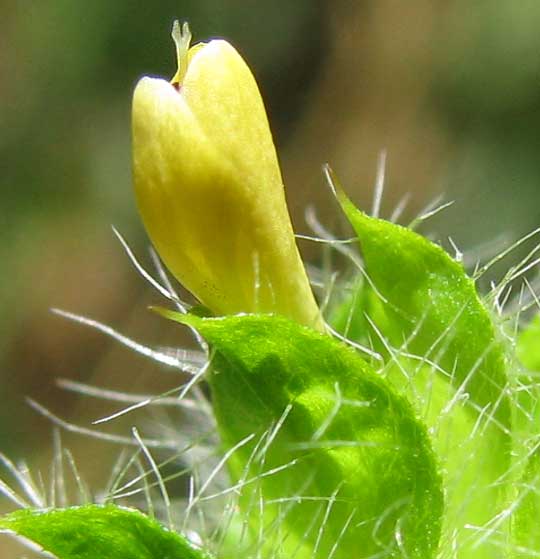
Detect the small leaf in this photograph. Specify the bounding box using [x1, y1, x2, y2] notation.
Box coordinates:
[0, 504, 212, 559]
[159, 310, 443, 559]
[328, 174, 514, 556]
[335, 184, 512, 431]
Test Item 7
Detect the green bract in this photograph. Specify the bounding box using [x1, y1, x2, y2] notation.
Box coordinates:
[0, 504, 213, 559]
[157, 310, 443, 559]
[327, 170, 514, 557]
[334, 174, 511, 430]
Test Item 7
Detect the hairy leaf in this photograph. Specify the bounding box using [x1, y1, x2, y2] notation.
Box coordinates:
[158, 310, 443, 559]
[330, 176, 513, 557]
[336, 186, 511, 429]
[0, 505, 212, 559]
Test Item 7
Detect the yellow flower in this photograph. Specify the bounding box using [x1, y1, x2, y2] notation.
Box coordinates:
[132, 21, 323, 330]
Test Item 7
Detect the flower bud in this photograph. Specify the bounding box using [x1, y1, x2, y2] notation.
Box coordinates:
[132, 22, 323, 330]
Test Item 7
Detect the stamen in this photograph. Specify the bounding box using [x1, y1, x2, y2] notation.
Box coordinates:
[171, 20, 192, 87]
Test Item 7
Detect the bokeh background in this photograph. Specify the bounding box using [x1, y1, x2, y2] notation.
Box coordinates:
[2, 0, 540, 552]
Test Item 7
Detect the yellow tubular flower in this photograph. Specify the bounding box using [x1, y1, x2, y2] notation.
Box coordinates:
[132, 21, 323, 331]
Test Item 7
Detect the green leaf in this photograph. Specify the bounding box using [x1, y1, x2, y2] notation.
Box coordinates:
[335, 184, 511, 430]
[158, 310, 443, 559]
[0, 504, 213, 559]
[512, 449, 540, 558]
[329, 173, 514, 557]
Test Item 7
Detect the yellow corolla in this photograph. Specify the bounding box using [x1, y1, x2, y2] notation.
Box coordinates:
[132, 21, 323, 330]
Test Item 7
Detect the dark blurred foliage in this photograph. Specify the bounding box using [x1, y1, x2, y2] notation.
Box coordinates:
[1, 1, 540, 548]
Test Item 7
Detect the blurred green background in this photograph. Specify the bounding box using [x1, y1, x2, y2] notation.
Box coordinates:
[2, 0, 540, 550]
